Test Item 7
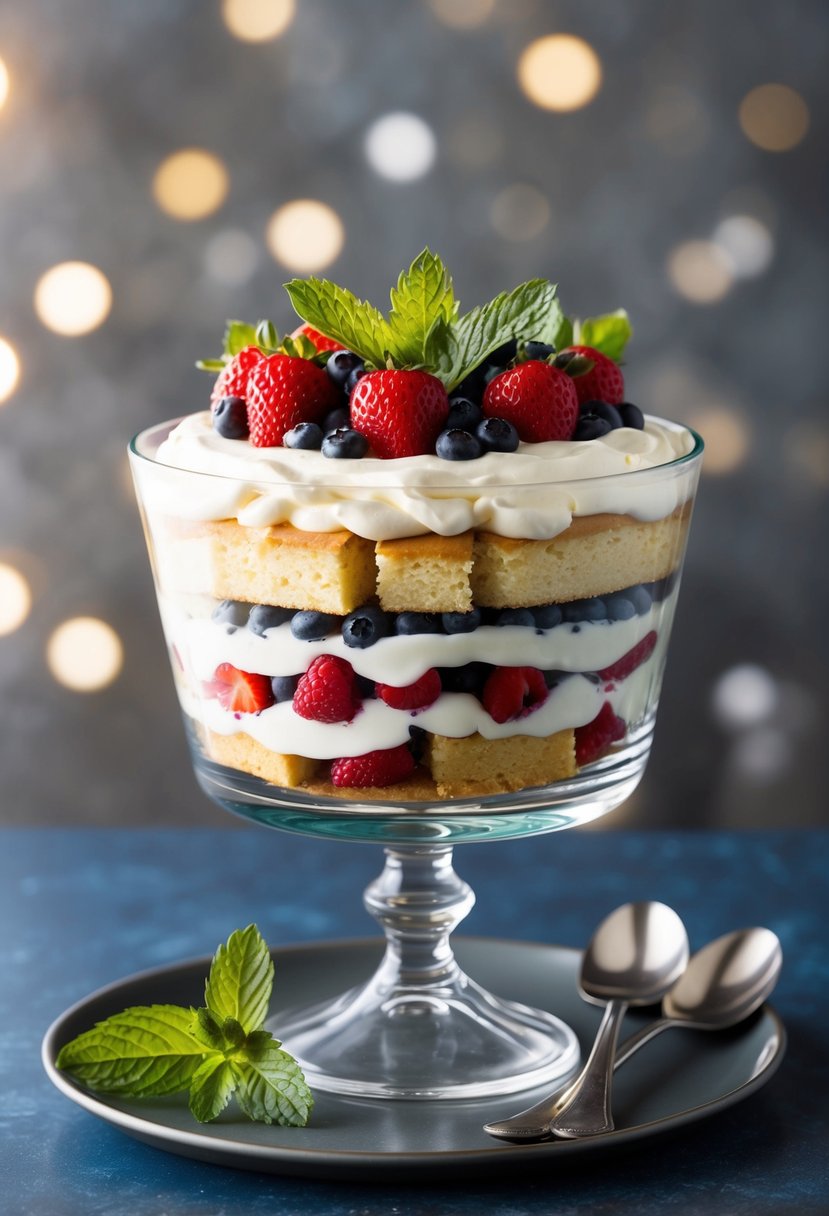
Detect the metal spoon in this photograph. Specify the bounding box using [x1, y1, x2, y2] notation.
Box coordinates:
[484, 924, 781, 1142]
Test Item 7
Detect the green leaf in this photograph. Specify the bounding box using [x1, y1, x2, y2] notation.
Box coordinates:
[222, 1017, 246, 1050]
[55, 1005, 212, 1097]
[235, 1039, 313, 1127]
[195, 358, 226, 373]
[193, 1006, 225, 1052]
[188, 1056, 237, 1123]
[386, 248, 456, 366]
[553, 314, 574, 352]
[255, 320, 279, 351]
[284, 277, 393, 368]
[574, 310, 632, 362]
[204, 924, 274, 1036]
[223, 320, 259, 357]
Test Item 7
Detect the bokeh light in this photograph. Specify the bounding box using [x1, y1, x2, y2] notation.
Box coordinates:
[0, 57, 9, 111]
[0, 564, 31, 636]
[221, 0, 295, 42]
[490, 184, 551, 241]
[204, 228, 260, 286]
[732, 727, 792, 783]
[739, 84, 809, 152]
[784, 422, 829, 489]
[266, 200, 344, 272]
[517, 35, 602, 112]
[47, 616, 123, 692]
[34, 262, 112, 336]
[667, 240, 734, 304]
[0, 336, 20, 403]
[685, 406, 750, 474]
[364, 112, 437, 182]
[712, 663, 778, 729]
[712, 215, 774, 278]
[152, 149, 229, 221]
[428, 0, 495, 28]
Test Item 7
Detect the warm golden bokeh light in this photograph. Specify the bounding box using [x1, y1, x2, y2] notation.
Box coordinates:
[490, 184, 551, 241]
[266, 199, 344, 272]
[517, 35, 602, 112]
[0, 336, 20, 402]
[686, 407, 750, 474]
[667, 240, 734, 304]
[0, 564, 31, 636]
[34, 262, 112, 336]
[0, 57, 9, 111]
[222, 0, 295, 42]
[739, 84, 809, 152]
[152, 149, 229, 221]
[47, 616, 123, 692]
[429, 0, 495, 29]
[784, 422, 829, 489]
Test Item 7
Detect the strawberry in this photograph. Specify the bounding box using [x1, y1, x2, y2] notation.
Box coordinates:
[575, 702, 626, 765]
[290, 323, 343, 354]
[292, 655, 361, 723]
[210, 345, 264, 410]
[247, 354, 339, 448]
[350, 370, 449, 458]
[376, 668, 441, 711]
[561, 345, 625, 406]
[331, 743, 415, 788]
[210, 663, 274, 714]
[482, 666, 548, 724]
[482, 361, 578, 443]
[598, 631, 658, 682]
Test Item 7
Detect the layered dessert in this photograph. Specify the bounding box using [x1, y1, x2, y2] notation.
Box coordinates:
[132, 251, 699, 800]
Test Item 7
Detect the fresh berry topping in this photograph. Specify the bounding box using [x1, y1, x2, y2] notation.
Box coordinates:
[342, 604, 391, 649]
[284, 421, 324, 450]
[247, 354, 339, 448]
[376, 668, 442, 711]
[350, 370, 449, 459]
[330, 743, 415, 788]
[211, 599, 250, 628]
[581, 400, 623, 429]
[604, 593, 637, 622]
[290, 610, 342, 641]
[521, 340, 556, 361]
[476, 416, 519, 453]
[453, 365, 489, 405]
[561, 345, 625, 406]
[356, 674, 377, 699]
[597, 631, 658, 681]
[482, 361, 578, 443]
[575, 702, 626, 765]
[496, 608, 536, 628]
[290, 323, 342, 354]
[247, 604, 293, 635]
[436, 428, 482, 461]
[212, 395, 250, 439]
[564, 597, 607, 623]
[482, 666, 548, 724]
[573, 414, 613, 441]
[292, 655, 360, 723]
[326, 350, 365, 389]
[628, 585, 653, 615]
[395, 612, 443, 635]
[322, 406, 350, 432]
[271, 674, 298, 702]
[442, 608, 482, 634]
[533, 603, 563, 629]
[211, 663, 275, 714]
[446, 397, 483, 431]
[321, 427, 369, 459]
[345, 366, 368, 395]
[618, 401, 645, 430]
[210, 346, 263, 410]
[489, 338, 518, 367]
[440, 662, 492, 696]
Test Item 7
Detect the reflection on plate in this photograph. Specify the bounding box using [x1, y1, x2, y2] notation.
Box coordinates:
[42, 938, 785, 1182]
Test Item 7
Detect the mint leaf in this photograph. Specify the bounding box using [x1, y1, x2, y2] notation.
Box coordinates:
[285, 277, 392, 368]
[188, 1056, 238, 1123]
[574, 310, 632, 362]
[236, 1039, 314, 1127]
[195, 358, 226, 373]
[193, 1006, 226, 1052]
[553, 314, 574, 352]
[386, 248, 456, 366]
[55, 1005, 212, 1097]
[223, 321, 259, 358]
[204, 924, 274, 1037]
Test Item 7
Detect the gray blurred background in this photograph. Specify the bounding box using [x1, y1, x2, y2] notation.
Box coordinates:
[1, 0, 826, 828]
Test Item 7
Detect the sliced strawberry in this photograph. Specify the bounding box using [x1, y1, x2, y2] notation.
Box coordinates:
[575, 702, 626, 765]
[597, 632, 658, 681]
[210, 346, 264, 411]
[482, 361, 578, 443]
[247, 353, 339, 447]
[293, 655, 361, 724]
[350, 369, 449, 458]
[376, 668, 442, 711]
[290, 323, 343, 354]
[331, 743, 416, 788]
[210, 663, 274, 714]
[561, 345, 625, 406]
[482, 666, 548, 724]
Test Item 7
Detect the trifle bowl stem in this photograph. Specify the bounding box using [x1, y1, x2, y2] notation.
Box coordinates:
[270, 842, 579, 1100]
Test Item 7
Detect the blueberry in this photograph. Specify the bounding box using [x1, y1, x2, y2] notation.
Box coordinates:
[440, 662, 492, 695]
[395, 612, 443, 635]
[356, 674, 377, 699]
[482, 362, 503, 386]
[247, 604, 294, 635]
[581, 400, 623, 429]
[322, 428, 369, 459]
[496, 608, 536, 628]
[522, 341, 555, 361]
[488, 338, 518, 367]
[408, 724, 427, 761]
[283, 421, 323, 450]
[477, 416, 519, 453]
[211, 599, 250, 627]
[346, 367, 368, 394]
[573, 415, 613, 441]
[446, 397, 483, 431]
[628, 585, 653, 615]
[342, 604, 390, 649]
[543, 669, 569, 689]
[212, 396, 249, 440]
[436, 428, 482, 461]
[271, 675, 298, 702]
[322, 406, 350, 433]
[291, 610, 341, 641]
[454, 366, 488, 403]
[605, 594, 637, 622]
[563, 597, 607, 623]
[619, 402, 645, 430]
[441, 608, 482, 634]
[326, 350, 364, 389]
[533, 603, 563, 630]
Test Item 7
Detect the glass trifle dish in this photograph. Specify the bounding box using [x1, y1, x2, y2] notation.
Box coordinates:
[130, 252, 703, 1100]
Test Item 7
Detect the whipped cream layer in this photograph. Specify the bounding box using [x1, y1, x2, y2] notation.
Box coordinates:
[150, 412, 696, 541]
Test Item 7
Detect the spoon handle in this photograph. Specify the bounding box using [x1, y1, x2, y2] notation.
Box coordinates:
[547, 998, 627, 1138]
[613, 1016, 673, 1068]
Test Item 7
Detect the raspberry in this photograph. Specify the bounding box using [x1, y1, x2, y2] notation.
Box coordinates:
[561, 345, 625, 406]
[482, 361, 578, 443]
[292, 655, 361, 723]
[331, 744, 416, 788]
[575, 702, 626, 766]
[247, 354, 339, 448]
[376, 668, 441, 711]
[482, 666, 548, 724]
[597, 632, 658, 681]
[209, 663, 274, 714]
[210, 346, 263, 410]
[350, 370, 449, 458]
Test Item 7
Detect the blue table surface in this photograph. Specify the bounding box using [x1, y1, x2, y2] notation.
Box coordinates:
[1, 827, 828, 1215]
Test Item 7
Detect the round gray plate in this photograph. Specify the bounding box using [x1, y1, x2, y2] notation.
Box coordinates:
[42, 938, 785, 1182]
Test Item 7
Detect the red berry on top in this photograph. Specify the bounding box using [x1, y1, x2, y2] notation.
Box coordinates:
[376, 668, 442, 711]
[575, 701, 626, 766]
[210, 663, 275, 714]
[350, 370, 449, 458]
[210, 346, 264, 411]
[482, 666, 549, 724]
[331, 743, 416, 788]
[290, 323, 343, 354]
[598, 631, 658, 682]
[247, 354, 339, 448]
[482, 362, 578, 443]
[562, 345, 625, 406]
[293, 654, 361, 724]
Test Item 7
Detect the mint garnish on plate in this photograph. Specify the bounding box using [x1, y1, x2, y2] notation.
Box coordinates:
[56, 925, 313, 1127]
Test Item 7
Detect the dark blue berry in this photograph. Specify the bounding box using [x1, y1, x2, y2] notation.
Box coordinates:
[477, 416, 519, 453]
[326, 350, 364, 389]
[342, 604, 390, 649]
[440, 662, 492, 696]
[290, 610, 341, 641]
[441, 608, 482, 634]
[605, 594, 637, 622]
[322, 428, 369, 459]
[573, 415, 613, 441]
[395, 612, 443, 635]
[533, 603, 563, 629]
[283, 422, 323, 450]
[247, 604, 294, 635]
[618, 402, 645, 430]
[628, 584, 653, 615]
[408, 724, 427, 761]
[523, 341, 555, 361]
[482, 363, 502, 386]
[454, 366, 488, 404]
[488, 338, 518, 367]
[581, 400, 623, 429]
[271, 675, 298, 702]
[356, 674, 377, 699]
[212, 396, 249, 440]
[345, 367, 368, 394]
[322, 406, 350, 433]
[436, 428, 482, 461]
[563, 597, 607, 623]
[496, 608, 536, 628]
[446, 397, 483, 431]
[211, 599, 250, 627]
[543, 669, 568, 689]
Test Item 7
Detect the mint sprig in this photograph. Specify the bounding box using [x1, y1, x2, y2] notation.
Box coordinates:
[196, 319, 326, 373]
[572, 310, 632, 362]
[56, 925, 313, 1128]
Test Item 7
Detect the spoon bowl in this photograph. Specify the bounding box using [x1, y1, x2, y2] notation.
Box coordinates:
[580, 901, 690, 1006]
[663, 927, 782, 1029]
